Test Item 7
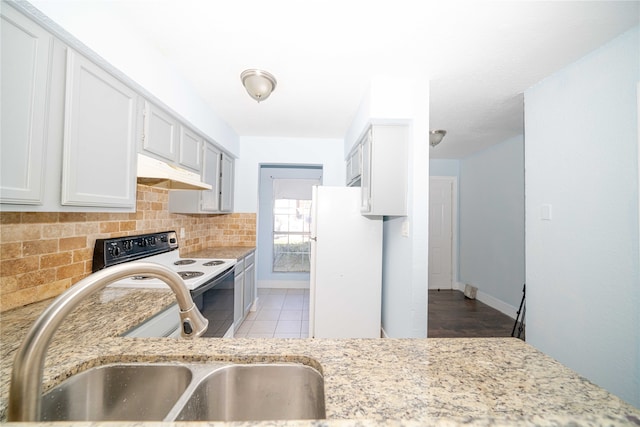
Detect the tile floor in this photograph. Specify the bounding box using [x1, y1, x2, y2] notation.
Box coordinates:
[234, 288, 310, 338]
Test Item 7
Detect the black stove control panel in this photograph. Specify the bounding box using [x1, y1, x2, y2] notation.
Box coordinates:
[92, 231, 179, 272]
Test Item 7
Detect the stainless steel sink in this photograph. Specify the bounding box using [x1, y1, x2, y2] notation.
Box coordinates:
[176, 364, 326, 421]
[40, 364, 193, 421]
[39, 362, 325, 422]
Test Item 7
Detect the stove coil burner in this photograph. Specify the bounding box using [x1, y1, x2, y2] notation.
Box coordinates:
[174, 259, 196, 266]
[178, 271, 204, 280]
[203, 260, 225, 267]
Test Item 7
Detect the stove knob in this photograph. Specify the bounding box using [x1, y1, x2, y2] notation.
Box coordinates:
[149, 236, 156, 245]
[110, 246, 121, 257]
[138, 238, 147, 247]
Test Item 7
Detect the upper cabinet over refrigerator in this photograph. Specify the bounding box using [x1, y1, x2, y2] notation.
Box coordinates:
[347, 124, 409, 216]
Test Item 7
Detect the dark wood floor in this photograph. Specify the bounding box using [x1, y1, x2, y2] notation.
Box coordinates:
[428, 290, 520, 338]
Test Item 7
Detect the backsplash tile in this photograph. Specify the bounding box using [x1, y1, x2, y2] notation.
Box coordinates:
[0, 184, 256, 312]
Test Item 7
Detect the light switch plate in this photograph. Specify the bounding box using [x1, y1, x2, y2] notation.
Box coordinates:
[401, 219, 409, 237]
[541, 204, 553, 221]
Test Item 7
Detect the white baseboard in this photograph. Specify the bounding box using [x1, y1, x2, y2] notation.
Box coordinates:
[454, 282, 517, 320]
[257, 280, 309, 289]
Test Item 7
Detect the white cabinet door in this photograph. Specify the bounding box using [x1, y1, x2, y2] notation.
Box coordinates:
[346, 144, 361, 186]
[168, 141, 221, 213]
[0, 5, 52, 204]
[61, 50, 138, 209]
[200, 142, 221, 211]
[220, 153, 234, 212]
[142, 101, 178, 162]
[234, 268, 244, 327]
[179, 126, 202, 172]
[360, 129, 372, 212]
[360, 125, 408, 216]
[243, 255, 255, 317]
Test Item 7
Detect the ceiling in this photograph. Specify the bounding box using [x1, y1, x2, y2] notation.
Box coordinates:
[32, 1, 640, 159]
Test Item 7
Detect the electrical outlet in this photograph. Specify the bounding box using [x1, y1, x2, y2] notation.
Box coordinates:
[180, 228, 186, 238]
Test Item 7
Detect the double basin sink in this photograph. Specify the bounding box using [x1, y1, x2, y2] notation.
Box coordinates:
[40, 362, 326, 422]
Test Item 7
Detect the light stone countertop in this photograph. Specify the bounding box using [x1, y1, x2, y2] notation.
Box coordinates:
[1, 260, 639, 425]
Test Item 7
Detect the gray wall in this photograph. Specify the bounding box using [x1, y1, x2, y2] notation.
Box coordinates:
[458, 135, 525, 309]
[430, 159, 460, 177]
[525, 26, 639, 407]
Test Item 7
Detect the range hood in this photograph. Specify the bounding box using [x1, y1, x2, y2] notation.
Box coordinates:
[136, 154, 212, 190]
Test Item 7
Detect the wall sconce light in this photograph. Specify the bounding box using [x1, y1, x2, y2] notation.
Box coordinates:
[430, 130, 447, 147]
[241, 69, 277, 102]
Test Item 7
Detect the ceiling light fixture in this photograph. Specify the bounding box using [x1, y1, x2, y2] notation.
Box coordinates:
[241, 69, 277, 102]
[429, 130, 447, 147]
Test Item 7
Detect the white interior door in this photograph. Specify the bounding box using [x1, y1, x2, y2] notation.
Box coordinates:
[429, 177, 454, 289]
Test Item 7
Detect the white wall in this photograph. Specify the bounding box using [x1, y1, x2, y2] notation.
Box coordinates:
[459, 135, 525, 312]
[525, 26, 639, 408]
[26, 0, 239, 156]
[234, 137, 344, 213]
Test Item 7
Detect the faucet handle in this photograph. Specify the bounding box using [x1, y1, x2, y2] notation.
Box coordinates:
[179, 304, 208, 338]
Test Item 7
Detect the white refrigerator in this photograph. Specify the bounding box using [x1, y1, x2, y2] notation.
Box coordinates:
[309, 186, 382, 338]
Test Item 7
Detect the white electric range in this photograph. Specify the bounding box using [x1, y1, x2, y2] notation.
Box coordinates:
[93, 231, 236, 291]
[92, 231, 237, 337]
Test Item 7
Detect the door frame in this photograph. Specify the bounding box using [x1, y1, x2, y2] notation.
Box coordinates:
[428, 176, 458, 290]
[256, 164, 323, 289]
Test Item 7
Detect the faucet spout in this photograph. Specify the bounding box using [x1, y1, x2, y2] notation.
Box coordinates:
[7, 262, 208, 422]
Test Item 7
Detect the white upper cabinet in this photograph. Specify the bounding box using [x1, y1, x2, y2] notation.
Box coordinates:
[168, 141, 233, 214]
[346, 143, 362, 187]
[142, 101, 203, 174]
[2, 4, 233, 212]
[0, 5, 52, 204]
[200, 143, 221, 211]
[179, 126, 203, 172]
[61, 50, 138, 208]
[359, 124, 408, 216]
[142, 101, 178, 162]
[220, 153, 234, 212]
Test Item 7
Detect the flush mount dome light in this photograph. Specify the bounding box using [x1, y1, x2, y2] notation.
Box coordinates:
[429, 130, 447, 147]
[241, 69, 277, 102]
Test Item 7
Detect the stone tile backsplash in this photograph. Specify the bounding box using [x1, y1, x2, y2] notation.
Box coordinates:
[0, 184, 256, 312]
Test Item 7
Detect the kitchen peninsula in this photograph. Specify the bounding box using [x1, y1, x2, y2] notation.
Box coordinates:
[1, 285, 638, 426]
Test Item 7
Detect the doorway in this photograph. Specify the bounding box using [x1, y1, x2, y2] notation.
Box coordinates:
[428, 176, 456, 289]
[257, 165, 322, 289]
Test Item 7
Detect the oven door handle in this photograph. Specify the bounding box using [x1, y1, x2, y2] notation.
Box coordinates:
[189, 265, 235, 298]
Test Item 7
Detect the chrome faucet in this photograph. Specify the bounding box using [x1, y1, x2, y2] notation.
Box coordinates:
[7, 262, 208, 422]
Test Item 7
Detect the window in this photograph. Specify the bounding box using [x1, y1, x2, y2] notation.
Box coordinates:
[273, 199, 312, 272]
[271, 178, 319, 272]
